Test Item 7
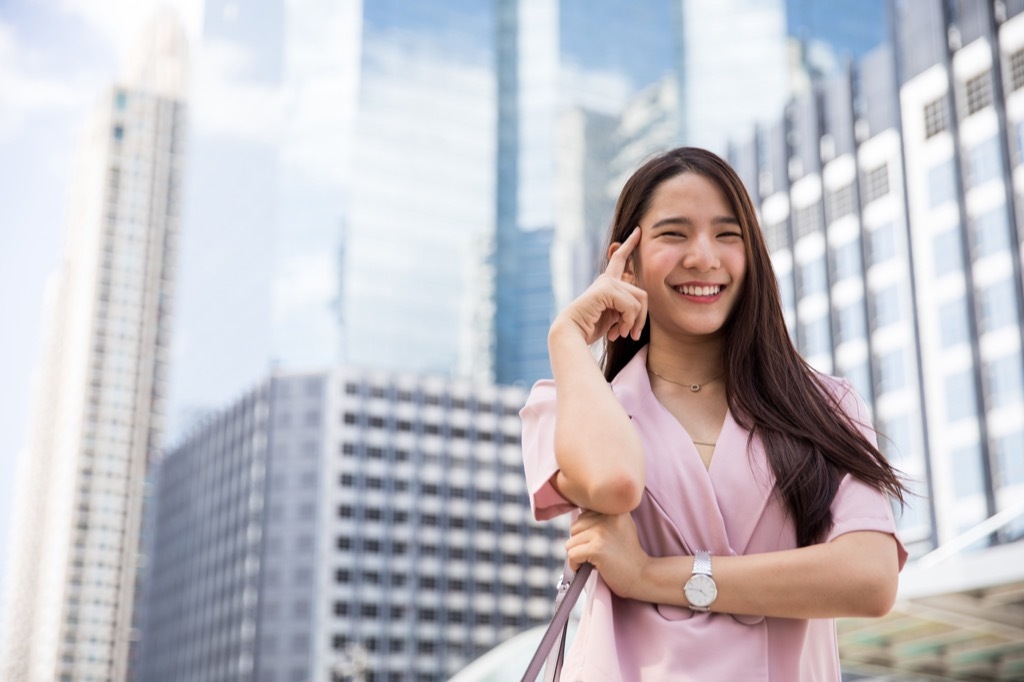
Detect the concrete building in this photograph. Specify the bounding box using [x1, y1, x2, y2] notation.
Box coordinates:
[0, 14, 188, 682]
[133, 368, 566, 682]
[728, 1, 1024, 678]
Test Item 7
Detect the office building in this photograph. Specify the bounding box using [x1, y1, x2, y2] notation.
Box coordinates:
[133, 368, 566, 681]
[728, 1, 1024, 677]
[340, 1, 497, 378]
[0, 15, 188, 682]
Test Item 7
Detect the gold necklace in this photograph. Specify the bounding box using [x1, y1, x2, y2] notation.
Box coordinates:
[647, 366, 724, 393]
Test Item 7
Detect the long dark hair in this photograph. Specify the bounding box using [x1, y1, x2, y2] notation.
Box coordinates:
[603, 147, 906, 547]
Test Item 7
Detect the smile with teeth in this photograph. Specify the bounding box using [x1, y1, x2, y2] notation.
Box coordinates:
[675, 284, 724, 297]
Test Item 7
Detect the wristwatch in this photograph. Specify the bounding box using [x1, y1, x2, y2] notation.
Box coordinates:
[684, 551, 717, 612]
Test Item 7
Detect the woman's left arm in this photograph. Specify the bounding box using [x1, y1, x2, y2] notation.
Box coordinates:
[567, 512, 900, 619]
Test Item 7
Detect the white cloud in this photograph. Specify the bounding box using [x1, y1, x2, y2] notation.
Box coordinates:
[57, 0, 203, 66]
[0, 21, 85, 142]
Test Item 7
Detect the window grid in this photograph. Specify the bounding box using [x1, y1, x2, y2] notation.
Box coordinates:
[827, 184, 855, 222]
[764, 220, 789, 253]
[963, 72, 993, 117]
[793, 203, 823, 240]
[924, 97, 948, 138]
[1010, 48, 1024, 93]
[862, 164, 890, 204]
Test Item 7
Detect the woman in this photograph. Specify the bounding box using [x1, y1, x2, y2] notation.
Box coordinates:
[521, 147, 908, 680]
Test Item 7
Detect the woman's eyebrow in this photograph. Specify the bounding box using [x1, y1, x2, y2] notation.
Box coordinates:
[649, 215, 739, 228]
[650, 216, 691, 229]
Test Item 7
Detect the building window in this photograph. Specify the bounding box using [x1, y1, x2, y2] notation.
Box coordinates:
[763, 220, 789, 253]
[951, 443, 984, 498]
[964, 72, 993, 116]
[874, 348, 907, 394]
[827, 183, 855, 221]
[995, 430, 1024, 486]
[862, 164, 890, 204]
[1010, 48, 1024, 92]
[970, 207, 1011, 259]
[979, 278, 1016, 334]
[944, 370, 976, 422]
[927, 159, 957, 209]
[924, 97, 948, 138]
[965, 137, 1001, 188]
[985, 354, 1024, 409]
[939, 298, 970, 348]
[933, 229, 964, 277]
[837, 300, 866, 344]
[830, 238, 862, 283]
[796, 258, 827, 299]
[868, 222, 896, 264]
[793, 203, 822, 240]
[872, 285, 902, 329]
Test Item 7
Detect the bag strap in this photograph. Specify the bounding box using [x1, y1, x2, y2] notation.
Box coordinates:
[521, 561, 593, 682]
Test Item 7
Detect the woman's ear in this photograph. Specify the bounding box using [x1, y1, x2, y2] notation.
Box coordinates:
[607, 241, 639, 284]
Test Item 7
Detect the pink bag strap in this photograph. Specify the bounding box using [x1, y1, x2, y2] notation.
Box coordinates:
[521, 562, 593, 682]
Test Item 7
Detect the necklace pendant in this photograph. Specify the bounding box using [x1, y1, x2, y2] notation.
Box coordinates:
[690, 383, 700, 392]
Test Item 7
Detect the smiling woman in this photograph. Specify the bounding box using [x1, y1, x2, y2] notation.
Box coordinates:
[520, 146, 909, 681]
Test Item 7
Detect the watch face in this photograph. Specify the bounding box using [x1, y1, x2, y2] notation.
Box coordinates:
[684, 573, 718, 608]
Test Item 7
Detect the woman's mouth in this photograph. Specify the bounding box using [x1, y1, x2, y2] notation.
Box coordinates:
[674, 284, 724, 297]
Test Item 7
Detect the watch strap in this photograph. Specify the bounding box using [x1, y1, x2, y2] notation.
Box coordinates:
[692, 550, 712, 576]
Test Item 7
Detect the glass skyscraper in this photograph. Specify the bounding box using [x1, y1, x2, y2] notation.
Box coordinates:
[341, 1, 497, 379]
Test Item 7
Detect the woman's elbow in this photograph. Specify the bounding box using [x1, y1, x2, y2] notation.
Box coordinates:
[588, 470, 644, 514]
[852, 567, 899, 618]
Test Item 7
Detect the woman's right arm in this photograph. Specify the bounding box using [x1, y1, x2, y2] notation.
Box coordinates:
[548, 227, 647, 515]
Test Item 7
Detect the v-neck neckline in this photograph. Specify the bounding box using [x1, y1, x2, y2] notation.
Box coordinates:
[642, 370, 733, 477]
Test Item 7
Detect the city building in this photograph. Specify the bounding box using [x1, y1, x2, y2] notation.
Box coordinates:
[340, 0, 498, 379]
[0, 14, 188, 682]
[495, 0, 894, 388]
[727, 0, 1024, 677]
[133, 368, 566, 682]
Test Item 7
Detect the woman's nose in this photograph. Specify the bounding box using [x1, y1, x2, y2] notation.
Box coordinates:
[683, 234, 718, 271]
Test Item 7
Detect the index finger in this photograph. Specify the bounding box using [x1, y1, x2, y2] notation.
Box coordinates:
[606, 226, 641, 278]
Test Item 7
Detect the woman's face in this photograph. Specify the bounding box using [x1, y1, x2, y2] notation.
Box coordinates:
[625, 171, 748, 342]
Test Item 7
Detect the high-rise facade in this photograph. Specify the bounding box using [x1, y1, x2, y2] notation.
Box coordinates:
[133, 368, 565, 681]
[0, 16, 188, 682]
[728, 1, 1024, 677]
[730, 0, 1024, 558]
[340, 1, 497, 378]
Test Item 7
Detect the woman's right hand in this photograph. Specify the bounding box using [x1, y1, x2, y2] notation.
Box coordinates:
[551, 226, 648, 346]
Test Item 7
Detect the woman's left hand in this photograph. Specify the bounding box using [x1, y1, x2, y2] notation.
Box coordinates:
[567, 510, 651, 599]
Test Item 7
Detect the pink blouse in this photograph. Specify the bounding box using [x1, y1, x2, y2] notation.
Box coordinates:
[520, 347, 908, 681]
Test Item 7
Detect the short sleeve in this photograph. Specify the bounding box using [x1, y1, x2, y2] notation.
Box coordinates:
[826, 378, 909, 570]
[519, 380, 577, 521]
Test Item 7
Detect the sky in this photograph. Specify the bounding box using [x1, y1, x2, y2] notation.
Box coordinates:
[0, 0, 202, 618]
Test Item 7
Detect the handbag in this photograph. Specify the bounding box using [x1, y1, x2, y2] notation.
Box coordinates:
[521, 561, 594, 682]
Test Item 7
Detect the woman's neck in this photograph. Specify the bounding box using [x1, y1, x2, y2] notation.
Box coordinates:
[646, 330, 725, 384]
